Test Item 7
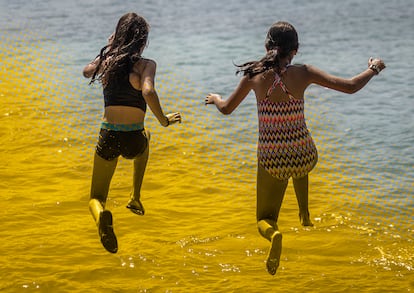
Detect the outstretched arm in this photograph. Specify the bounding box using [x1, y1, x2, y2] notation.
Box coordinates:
[306, 57, 386, 94]
[141, 60, 181, 126]
[205, 75, 253, 114]
[82, 33, 114, 79]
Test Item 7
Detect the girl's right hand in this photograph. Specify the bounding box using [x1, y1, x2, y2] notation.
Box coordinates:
[205, 93, 221, 105]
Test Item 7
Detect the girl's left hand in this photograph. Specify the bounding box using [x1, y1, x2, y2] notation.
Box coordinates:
[368, 57, 386, 72]
[166, 112, 182, 125]
[205, 93, 221, 105]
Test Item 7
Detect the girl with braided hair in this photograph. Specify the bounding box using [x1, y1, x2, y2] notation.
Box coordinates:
[83, 12, 181, 253]
[205, 21, 385, 275]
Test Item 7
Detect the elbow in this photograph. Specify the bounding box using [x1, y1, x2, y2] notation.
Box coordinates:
[345, 78, 367, 94]
[82, 66, 93, 79]
[216, 100, 234, 115]
[142, 87, 156, 99]
[142, 82, 156, 98]
[83, 71, 91, 79]
[220, 105, 233, 115]
[344, 87, 358, 94]
[346, 85, 361, 94]
[339, 82, 359, 94]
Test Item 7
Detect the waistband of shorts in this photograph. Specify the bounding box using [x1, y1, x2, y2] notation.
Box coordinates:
[100, 122, 144, 131]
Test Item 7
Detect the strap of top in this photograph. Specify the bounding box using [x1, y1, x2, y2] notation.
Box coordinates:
[265, 67, 295, 99]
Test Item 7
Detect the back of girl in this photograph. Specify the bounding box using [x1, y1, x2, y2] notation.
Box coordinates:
[83, 12, 181, 254]
[205, 21, 385, 275]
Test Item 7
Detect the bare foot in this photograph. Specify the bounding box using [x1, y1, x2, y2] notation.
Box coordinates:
[266, 231, 282, 275]
[126, 198, 145, 215]
[99, 210, 118, 253]
[299, 212, 314, 227]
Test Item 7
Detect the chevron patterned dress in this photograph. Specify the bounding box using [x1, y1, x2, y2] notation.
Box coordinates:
[257, 97, 318, 180]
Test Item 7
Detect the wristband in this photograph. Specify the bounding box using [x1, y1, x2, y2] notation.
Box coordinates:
[369, 64, 381, 75]
[164, 116, 169, 127]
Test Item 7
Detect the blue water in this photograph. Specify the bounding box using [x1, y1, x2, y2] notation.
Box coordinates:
[17, 2, 414, 204]
[2, 0, 412, 224]
[1, 0, 413, 291]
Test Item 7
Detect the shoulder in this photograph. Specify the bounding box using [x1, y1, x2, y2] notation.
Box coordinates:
[141, 58, 156, 69]
[286, 63, 315, 83]
[133, 58, 157, 75]
[296, 64, 325, 76]
[238, 73, 258, 90]
[298, 63, 333, 82]
[288, 63, 309, 73]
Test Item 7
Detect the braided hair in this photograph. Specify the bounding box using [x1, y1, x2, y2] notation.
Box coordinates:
[90, 12, 150, 87]
[236, 21, 299, 78]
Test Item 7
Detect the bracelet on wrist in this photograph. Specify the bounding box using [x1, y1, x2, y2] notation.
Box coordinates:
[164, 116, 169, 127]
[369, 64, 381, 75]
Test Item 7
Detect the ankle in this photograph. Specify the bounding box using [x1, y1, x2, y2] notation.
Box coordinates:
[271, 230, 281, 240]
[299, 211, 314, 227]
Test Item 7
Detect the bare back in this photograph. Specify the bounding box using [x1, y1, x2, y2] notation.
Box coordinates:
[103, 58, 154, 124]
[252, 65, 310, 103]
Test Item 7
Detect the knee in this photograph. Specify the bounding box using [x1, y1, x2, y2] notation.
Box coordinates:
[257, 217, 276, 228]
[89, 198, 104, 209]
[89, 194, 105, 205]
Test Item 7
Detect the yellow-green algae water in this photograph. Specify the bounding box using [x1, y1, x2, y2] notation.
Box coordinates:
[1, 34, 412, 292]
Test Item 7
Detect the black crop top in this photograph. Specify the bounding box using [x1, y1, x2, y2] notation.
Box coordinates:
[103, 77, 147, 112]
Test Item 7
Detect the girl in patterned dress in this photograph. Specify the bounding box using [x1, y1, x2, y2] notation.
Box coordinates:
[205, 21, 385, 275]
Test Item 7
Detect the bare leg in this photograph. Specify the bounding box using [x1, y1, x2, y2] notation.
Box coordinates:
[89, 152, 118, 219]
[292, 175, 313, 226]
[256, 163, 288, 275]
[127, 130, 150, 215]
[89, 152, 118, 253]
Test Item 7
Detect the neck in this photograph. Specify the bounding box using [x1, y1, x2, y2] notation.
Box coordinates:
[279, 57, 292, 68]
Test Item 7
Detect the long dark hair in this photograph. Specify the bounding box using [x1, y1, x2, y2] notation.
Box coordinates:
[90, 12, 150, 86]
[236, 21, 299, 78]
